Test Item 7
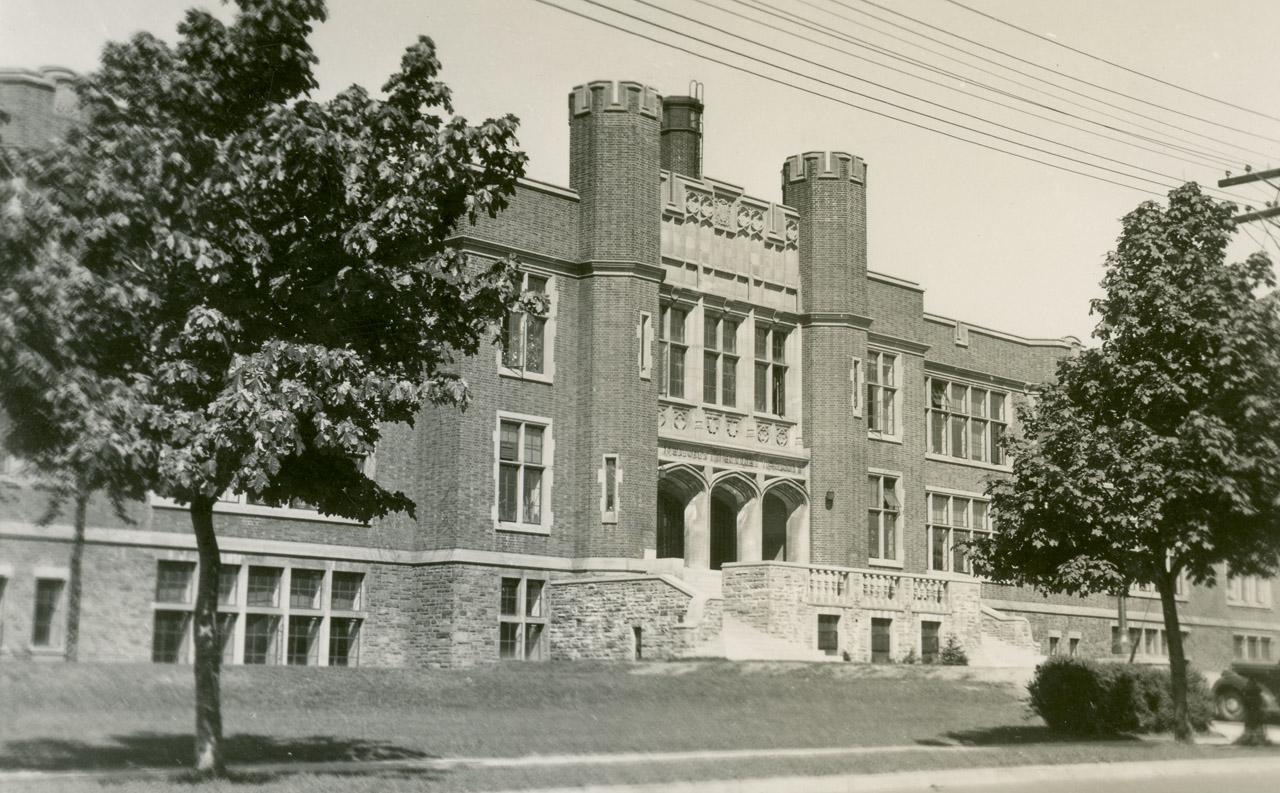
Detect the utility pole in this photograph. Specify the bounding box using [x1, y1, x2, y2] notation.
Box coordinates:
[1218, 167, 1280, 226]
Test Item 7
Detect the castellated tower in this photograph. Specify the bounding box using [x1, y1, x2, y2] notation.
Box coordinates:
[567, 81, 664, 558]
[783, 151, 870, 567]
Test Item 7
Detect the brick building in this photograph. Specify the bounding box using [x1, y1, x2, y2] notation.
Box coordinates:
[1, 69, 1277, 670]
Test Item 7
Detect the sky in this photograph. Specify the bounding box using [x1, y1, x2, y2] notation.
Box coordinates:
[3, 0, 1279, 342]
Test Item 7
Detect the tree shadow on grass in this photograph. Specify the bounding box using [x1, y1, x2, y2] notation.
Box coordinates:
[0, 732, 437, 774]
[922, 725, 1141, 746]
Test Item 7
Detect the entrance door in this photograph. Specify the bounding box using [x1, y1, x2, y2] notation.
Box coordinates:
[921, 621, 940, 664]
[817, 615, 840, 656]
[656, 491, 685, 559]
[709, 493, 737, 570]
[871, 618, 892, 663]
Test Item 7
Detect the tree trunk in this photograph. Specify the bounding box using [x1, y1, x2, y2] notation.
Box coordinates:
[63, 486, 89, 662]
[1158, 572, 1193, 743]
[191, 496, 226, 777]
[1236, 679, 1270, 746]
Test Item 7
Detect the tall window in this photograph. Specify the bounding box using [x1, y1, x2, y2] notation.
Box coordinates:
[638, 312, 653, 379]
[754, 324, 788, 416]
[867, 474, 900, 562]
[817, 614, 840, 656]
[1234, 634, 1273, 661]
[244, 614, 280, 665]
[1227, 569, 1272, 607]
[151, 562, 366, 667]
[153, 612, 191, 663]
[866, 351, 898, 436]
[658, 305, 687, 398]
[31, 579, 64, 648]
[290, 569, 324, 610]
[286, 616, 321, 665]
[927, 377, 1008, 464]
[331, 572, 364, 611]
[502, 273, 549, 375]
[702, 315, 739, 407]
[498, 418, 548, 527]
[601, 454, 619, 522]
[499, 577, 547, 661]
[247, 566, 282, 607]
[329, 572, 364, 666]
[926, 493, 991, 575]
[155, 561, 196, 604]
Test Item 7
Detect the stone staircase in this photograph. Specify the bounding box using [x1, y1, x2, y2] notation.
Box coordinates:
[969, 605, 1043, 667]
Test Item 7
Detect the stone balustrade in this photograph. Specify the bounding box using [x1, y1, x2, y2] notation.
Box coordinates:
[807, 566, 851, 605]
[800, 565, 952, 612]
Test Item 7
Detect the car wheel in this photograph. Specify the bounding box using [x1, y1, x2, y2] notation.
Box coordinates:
[1216, 688, 1245, 721]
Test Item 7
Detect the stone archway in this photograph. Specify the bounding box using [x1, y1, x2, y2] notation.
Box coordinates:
[708, 472, 760, 570]
[656, 464, 706, 566]
[762, 480, 810, 563]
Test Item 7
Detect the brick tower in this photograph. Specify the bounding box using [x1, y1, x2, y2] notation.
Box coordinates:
[568, 81, 664, 558]
[782, 151, 870, 567]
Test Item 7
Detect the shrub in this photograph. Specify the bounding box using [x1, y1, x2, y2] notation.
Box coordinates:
[1028, 656, 1110, 734]
[939, 635, 969, 666]
[1029, 656, 1214, 735]
[902, 648, 919, 665]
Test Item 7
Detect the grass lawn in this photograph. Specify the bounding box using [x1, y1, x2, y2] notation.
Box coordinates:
[4, 660, 1278, 791]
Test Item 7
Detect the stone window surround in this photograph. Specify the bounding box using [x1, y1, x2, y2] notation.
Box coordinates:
[1225, 565, 1273, 609]
[867, 468, 904, 569]
[30, 566, 69, 654]
[498, 574, 548, 662]
[866, 347, 902, 443]
[658, 296, 801, 429]
[926, 375, 1011, 467]
[1110, 621, 1187, 659]
[917, 615, 946, 662]
[702, 312, 741, 408]
[599, 454, 621, 525]
[637, 311, 654, 380]
[149, 551, 366, 668]
[924, 486, 992, 578]
[1233, 632, 1274, 661]
[752, 321, 790, 418]
[493, 410, 555, 535]
[498, 267, 557, 385]
[816, 610, 842, 656]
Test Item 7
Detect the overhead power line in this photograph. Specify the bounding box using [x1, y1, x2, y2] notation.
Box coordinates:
[568, 0, 1194, 192]
[530, 0, 1182, 197]
[641, 0, 1234, 195]
[941, 0, 1280, 125]
[770, 0, 1250, 169]
[833, 0, 1278, 159]
[709, 0, 1237, 178]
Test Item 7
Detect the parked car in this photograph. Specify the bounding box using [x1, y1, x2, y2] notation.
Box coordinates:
[1213, 662, 1280, 720]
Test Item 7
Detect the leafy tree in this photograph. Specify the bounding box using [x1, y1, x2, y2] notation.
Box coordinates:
[2, 0, 531, 775]
[972, 183, 1280, 742]
[0, 157, 152, 662]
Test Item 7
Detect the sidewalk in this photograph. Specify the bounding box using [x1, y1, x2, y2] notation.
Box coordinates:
[0, 725, 1272, 790]
[485, 755, 1280, 793]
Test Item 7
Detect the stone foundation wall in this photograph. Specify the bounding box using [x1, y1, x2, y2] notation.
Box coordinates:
[548, 575, 697, 660]
[722, 562, 809, 644]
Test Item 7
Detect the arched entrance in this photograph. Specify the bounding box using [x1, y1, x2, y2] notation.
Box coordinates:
[656, 465, 705, 563]
[709, 473, 759, 570]
[762, 480, 810, 563]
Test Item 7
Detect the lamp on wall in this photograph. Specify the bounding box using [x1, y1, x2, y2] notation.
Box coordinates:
[824, 490, 834, 510]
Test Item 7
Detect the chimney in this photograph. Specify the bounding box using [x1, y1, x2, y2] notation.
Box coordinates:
[660, 91, 703, 179]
